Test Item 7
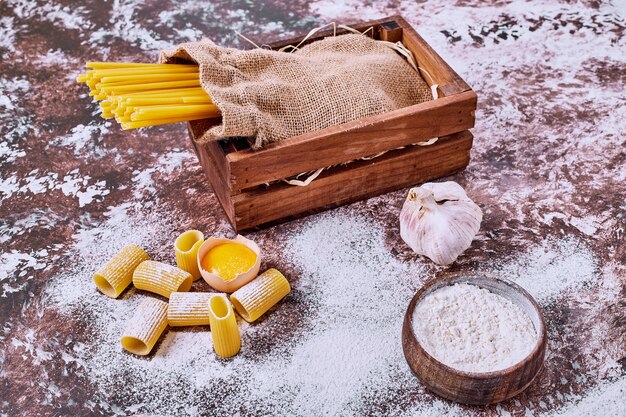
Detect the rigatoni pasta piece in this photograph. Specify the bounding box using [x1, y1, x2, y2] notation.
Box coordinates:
[133, 260, 193, 298]
[208, 295, 240, 358]
[174, 230, 204, 281]
[230, 269, 291, 322]
[167, 292, 215, 326]
[120, 298, 168, 356]
[93, 244, 149, 298]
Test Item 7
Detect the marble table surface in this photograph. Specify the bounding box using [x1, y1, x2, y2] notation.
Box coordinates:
[0, 1, 624, 416]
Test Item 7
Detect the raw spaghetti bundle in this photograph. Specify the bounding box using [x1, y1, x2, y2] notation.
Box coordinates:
[76, 62, 220, 129]
[78, 32, 433, 145]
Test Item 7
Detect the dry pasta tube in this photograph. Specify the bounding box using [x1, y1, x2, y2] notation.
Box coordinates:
[133, 260, 193, 298]
[208, 295, 240, 358]
[174, 230, 204, 281]
[167, 292, 217, 327]
[230, 269, 291, 323]
[93, 244, 149, 298]
[120, 298, 168, 356]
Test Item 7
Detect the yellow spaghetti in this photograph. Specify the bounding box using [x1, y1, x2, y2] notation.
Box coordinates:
[76, 62, 220, 129]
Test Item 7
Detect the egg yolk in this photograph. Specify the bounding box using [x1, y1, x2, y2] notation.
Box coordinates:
[201, 242, 257, 281]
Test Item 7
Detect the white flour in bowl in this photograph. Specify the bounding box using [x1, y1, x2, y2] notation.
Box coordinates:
[412, 283, 537, 372]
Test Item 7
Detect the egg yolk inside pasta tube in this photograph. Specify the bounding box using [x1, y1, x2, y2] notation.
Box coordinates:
[201, 242, 257, 281]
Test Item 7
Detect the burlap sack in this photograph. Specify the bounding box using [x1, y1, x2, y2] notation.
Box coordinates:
[161, 34, 432, 148]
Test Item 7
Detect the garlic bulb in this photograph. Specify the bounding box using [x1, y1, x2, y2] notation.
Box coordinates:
[399, 181, 482, 265]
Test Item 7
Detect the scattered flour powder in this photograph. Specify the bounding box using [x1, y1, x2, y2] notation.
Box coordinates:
[412, 283, 538, 372]
[42, 206, 618, 415]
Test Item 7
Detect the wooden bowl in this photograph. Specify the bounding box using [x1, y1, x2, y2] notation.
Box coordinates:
[402, 273, 547, 405]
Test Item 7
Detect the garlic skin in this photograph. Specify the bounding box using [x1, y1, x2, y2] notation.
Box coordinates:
[399, 181, 482, 265]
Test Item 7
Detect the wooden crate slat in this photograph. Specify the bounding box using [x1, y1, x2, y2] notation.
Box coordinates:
[230, 131, 473, 230]
[379, 21, 403, 43]
[399, 20, 471, 96]
[191, 138, 236, 220]
[187, 15, 477, 232]
[260, 16, 396, 52]
[225, 90, 476, 191]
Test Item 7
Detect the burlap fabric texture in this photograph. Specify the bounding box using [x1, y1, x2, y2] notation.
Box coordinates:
[161, 33, 432, 148]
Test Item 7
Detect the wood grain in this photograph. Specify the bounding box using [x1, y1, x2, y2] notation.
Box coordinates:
[230, 131, 473, 230]
[187, 15, 477, 232]
[226, 90, 476, 191]
[402, 273, 547, 405]
[188, 15, 477, 192]
[379, 21, 403, 43]
[400, 20, 472, 96]
[188, 125, 235, 221]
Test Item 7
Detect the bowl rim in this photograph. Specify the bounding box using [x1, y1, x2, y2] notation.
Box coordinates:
[404, 271, 547, 379]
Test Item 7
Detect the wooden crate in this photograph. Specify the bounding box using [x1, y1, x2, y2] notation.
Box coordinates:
[187, 15, 477, 231]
